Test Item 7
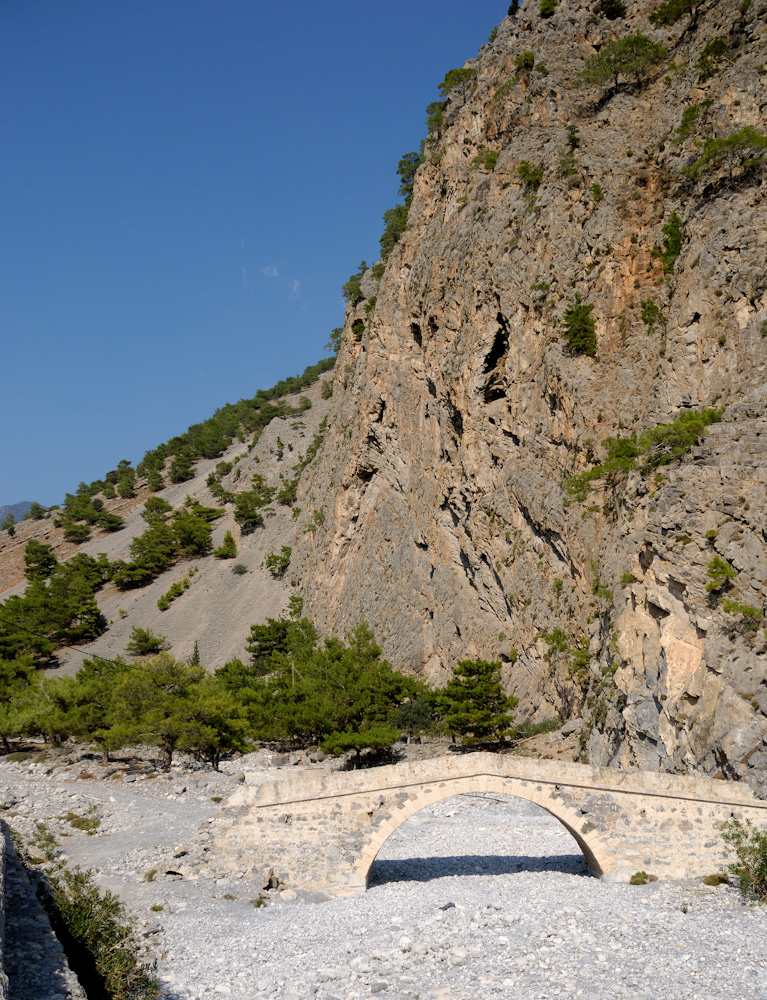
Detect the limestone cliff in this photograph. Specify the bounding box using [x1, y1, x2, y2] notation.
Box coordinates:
[292, 0, 767, 794]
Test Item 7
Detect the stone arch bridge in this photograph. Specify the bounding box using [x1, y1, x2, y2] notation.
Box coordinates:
[212, 753, 767, 898]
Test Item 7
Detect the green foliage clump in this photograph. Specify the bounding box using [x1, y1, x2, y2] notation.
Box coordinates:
[721, 818, 767, 901]
[231, 612, 428, 758]
[342, 262, 366, 305]
[561, 294, 597, 357]
[380, 204, 409, 260]
[564, 408, 723, 502]
[630, 870, 651, 885]
[654, 212, 683, 273]
[231, 563, 248, 576]
[517, 160, 544, 189]
[438, 67, 477, 96]
[540, 0, 558, 17]
[706, 555, 737, 593]
[265, 546, 292, 578]
[24, 502, 49, 521]
[1, 547, 110, 661]
[683, 126, 767, 185]
[674, 105, 700, 144]
[30, 859, 160, 1000]
[472, 149, 499, 171]
[620, 572, 637, 588]
[439, 659, 517, 744]
[515, 51, 535, 72]
[2, 513, 16, 536]
[590, 182, 604, 202]
[640, 298, 667, 333]
[721, 599, 763, 625]
[488, 25, 499, 43]
[425, 100, 447, 136]
[540, 630, 591, 686]
[594, 0, 626, 18]
[125, 627, 167, 657]
[213, 530, 237, 559]
[697, 37, 730, 83]
[649, 0, 703, 27]
[577, 32, 667, 91]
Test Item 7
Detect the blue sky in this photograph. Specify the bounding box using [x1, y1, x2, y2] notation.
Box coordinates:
[1, 0, 506, 505]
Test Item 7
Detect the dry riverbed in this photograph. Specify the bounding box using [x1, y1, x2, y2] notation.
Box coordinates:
[2, 747, 766, 1000]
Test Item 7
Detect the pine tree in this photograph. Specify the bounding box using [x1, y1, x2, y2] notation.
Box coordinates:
[441, 659, 517, 744]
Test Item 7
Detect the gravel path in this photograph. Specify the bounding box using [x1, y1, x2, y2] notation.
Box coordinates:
[2, 755, 767, 1000]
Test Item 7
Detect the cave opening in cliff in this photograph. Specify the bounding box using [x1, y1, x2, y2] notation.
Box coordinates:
[482, 317, 510, 403]
[367, 793, 592, 889]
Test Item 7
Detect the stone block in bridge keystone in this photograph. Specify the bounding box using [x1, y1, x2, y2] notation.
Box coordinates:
[211, 754, 767, 898]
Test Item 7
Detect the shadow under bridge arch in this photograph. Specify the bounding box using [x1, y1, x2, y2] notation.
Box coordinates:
[352, 771, 610, 890]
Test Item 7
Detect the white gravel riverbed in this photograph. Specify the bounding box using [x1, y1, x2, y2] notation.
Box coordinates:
[2, 754, 767, 1000]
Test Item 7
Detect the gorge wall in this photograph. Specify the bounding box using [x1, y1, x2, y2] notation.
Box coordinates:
[292, 0, 767, 794]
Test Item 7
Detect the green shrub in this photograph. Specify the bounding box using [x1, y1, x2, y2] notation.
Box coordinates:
[654, 212, 683, 273]
[515, 51, 535, 72]
[577, 32, 667, 91]
[620, 572, 637, 587]
[641, 299, 667, 333]
[352, 319, 365, 341]
[488, 25, 499, 43]
[320, 380, 333, 400]
[265, 546, 292, 579]
[674, 105, 700, 144]
[706, 555, 737, 593]
[231, 563, 248, 576]
[517, 160, 543, 189]
[683, 126, 767, 184]
[342, 263, 366, 305]
[649, 0, 704, 27]
[472, 149, 499, 171]
[380, 204, 409, 259]
[564, 408, 723, 501]
[697, 37, 729, 82]
[561, 294, 597, 357]
[438, 67, 477, 95]
[590, 182, 604, 202]
[721, 599, 763, 625]
[425, 100, 447, 135]
[213, 530, 237, 559]
[557, 150, 578, 177]
[32, 861, 159, 1000]
[594, 0, 627, 17]
[721, 818, 767, 901]
[540, 0, 558, 17]
[630, 870, 650, 885]
[126, 627, 168, 657]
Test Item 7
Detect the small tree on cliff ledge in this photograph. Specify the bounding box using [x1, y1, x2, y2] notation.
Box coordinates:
[441, 659, 518, 745]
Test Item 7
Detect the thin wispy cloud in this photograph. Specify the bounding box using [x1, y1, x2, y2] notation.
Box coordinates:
[290, 279, 300, 299]
[261, 265, 279, 278]
[240, 266, 248, 288]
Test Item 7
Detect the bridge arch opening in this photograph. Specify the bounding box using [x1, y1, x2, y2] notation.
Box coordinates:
[356, 776, 608, 891]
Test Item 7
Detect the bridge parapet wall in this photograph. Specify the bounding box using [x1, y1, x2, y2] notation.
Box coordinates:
[212, 754, 767, 898]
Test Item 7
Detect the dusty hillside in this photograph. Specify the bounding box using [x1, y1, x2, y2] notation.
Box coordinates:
[290, 0, 767, 793]
[0, 376, 333, 672]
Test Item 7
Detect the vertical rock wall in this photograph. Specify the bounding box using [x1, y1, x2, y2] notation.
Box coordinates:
[291, 0, 767, 792]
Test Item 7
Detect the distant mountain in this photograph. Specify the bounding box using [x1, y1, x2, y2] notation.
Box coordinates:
[0, 501, 32, 522]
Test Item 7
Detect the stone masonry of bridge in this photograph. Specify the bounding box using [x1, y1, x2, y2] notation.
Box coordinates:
[211, 754, 767, 898]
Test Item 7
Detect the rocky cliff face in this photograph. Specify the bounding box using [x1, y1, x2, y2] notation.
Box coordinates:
[292, 0, 767, 793]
